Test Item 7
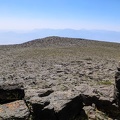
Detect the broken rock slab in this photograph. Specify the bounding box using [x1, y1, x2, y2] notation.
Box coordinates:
[0, 100, 30, 120]
[25, 84, 118, 120]
[25, 88, 83, 120]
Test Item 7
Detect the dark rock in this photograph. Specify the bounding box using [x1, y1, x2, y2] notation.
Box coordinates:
[38, 89, 54, 97]
[117, 67, 120, 71]
[0, 82, 24, 104]
[114, 64, 120, 106]
[0, 100, 30, 120]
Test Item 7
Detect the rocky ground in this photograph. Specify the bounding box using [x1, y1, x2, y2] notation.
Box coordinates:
[0, 36, 120, 120]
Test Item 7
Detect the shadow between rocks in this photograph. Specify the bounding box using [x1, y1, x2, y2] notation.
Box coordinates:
[96, 100, 120, 119]
[81, 94, 120, 119]
[33, 107, 56, 120]
[57, 96, 84, 120]
[32, 101, 51, 120]
[0, 89, 25, 104]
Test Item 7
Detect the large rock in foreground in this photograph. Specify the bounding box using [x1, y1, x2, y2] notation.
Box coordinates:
[25, 88, 83, 120]
[0, 100, 30, 120]
[24, 84, 119, 120]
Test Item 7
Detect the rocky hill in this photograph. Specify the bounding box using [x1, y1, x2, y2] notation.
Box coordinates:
[20, 36, 120, 48]
[0, 36, 120, 120]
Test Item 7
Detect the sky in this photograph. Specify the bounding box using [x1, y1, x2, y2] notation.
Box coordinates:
[0, 0, 120, 44]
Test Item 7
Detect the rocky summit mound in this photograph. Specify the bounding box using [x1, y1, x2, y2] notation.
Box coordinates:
[0, 36, 120, 120]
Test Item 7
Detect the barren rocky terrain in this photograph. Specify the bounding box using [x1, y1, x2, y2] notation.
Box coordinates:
[0, 36, 120, 120]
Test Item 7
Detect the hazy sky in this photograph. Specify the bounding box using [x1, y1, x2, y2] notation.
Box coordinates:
[0, 0, 120, 31]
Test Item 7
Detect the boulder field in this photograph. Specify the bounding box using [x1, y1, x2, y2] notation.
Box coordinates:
[0, 66, 120, 120]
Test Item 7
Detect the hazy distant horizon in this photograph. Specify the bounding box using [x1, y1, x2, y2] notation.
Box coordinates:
[0, 0, 120, 44]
